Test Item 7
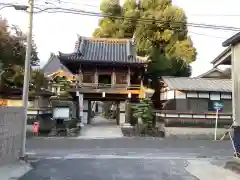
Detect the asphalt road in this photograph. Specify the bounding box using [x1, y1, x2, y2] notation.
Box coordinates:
[20, 138, 238, 180]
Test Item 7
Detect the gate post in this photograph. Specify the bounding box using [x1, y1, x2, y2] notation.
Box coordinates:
[116, 102, 120, 125]
[87, 100, 92, 124]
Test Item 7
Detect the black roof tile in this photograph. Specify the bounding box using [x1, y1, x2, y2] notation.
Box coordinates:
[58, 37, 146, 64]
[42, 53, 73, 75]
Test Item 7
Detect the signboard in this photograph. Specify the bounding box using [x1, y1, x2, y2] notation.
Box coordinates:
[208, 100, 224, 112]
[0, 99, 7, 106]
[53, 107, 70, 119]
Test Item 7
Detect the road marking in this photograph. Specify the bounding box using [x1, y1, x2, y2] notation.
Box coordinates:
[41, 154, 212, 160]
[25, 152, 36, 156]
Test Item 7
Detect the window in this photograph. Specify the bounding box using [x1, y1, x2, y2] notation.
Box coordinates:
[188, 98, 208, 112]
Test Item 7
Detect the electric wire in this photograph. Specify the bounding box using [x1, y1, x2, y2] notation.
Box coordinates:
[20, 5, 240, 32]
[50, 0, 240, 17]
[1, 2, 240, 32]
[1, 2, 240, 31]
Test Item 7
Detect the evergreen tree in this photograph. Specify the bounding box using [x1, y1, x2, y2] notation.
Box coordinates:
[0, 16, 41, 91]
[93, 0, 197, 108]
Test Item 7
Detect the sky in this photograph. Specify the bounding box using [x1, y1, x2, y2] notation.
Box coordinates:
[0, 0, 240, 76]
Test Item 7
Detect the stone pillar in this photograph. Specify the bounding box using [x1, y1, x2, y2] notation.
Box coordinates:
[57, 86, 60, 94]
[116, 102, 120, 125]
[87, 100, 92, 124]
[222, 34, 240, 157]
[119, 102, 125, 124]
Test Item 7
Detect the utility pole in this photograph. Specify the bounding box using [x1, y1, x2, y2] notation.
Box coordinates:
[20, 0, 34, 158]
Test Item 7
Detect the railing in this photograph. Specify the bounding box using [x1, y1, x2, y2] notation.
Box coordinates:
[71, 83, 140, 90]
[28, 107, 51, 110]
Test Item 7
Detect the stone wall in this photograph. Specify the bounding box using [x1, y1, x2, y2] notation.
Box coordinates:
[0, 107, 24, 165]
[164, 127, 231, 140]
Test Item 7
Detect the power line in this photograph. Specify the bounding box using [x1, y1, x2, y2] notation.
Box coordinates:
[1, 2, 240, 32]
[3, 0, 240, 17]
[188, 32, 228, 39]
[48, 0, 240, 17]
[189, 13, 240, 17]
[46, 0, 99, 7]
[32, 6, 240, 31]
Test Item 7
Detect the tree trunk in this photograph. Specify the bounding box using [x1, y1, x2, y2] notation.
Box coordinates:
[151, 79, 163, 110]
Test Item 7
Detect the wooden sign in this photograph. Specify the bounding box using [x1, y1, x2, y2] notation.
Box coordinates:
[0, 99, 8, 106]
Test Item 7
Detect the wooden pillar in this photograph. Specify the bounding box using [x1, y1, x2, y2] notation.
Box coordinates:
[94, 67, 98, 85]
[79, 66, 83, 85]
[127, 67, 131, 87]
[95, 102, 99, 112]
[116, 102, 120, 125]
[76, 100, 80, 121]
[125, 100, 130, 123]
[111, 68, 116, 86]
[87, 100, 91, 124]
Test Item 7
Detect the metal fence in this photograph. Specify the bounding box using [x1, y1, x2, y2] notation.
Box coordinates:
[0, 107, 24, 165]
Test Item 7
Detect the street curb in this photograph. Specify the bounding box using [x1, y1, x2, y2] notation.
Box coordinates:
[224, 157, 240, 174]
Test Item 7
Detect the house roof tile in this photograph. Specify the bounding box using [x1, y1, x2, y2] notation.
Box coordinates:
[162, 76, 232, 92]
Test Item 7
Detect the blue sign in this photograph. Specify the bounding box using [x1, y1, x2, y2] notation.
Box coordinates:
[208, 101, 224, 112]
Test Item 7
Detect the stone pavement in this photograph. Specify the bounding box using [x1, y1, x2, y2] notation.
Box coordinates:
[79, 116, 123, 139]
[0, 161, 32, 180]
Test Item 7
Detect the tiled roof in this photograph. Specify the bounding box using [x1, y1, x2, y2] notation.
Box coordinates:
[42, 54, 73, 75]
[223, 32, 240, 47]
[197, 68, 227, 78]
[210, 47, 231, 67]
[59, 37, 146, 64]
[162, 76, 232, 92]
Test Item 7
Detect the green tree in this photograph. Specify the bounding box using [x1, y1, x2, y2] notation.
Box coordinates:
[51, 76, 71, 98]
[94, 0, 196, 109]
[30, 69, 49, 90]
[133, 98, 153, 127]
[0, 16, 40, 91]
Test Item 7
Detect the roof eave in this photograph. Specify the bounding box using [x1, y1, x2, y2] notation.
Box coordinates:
[59, 58, 147, 66]
[222, 32, 240, 47]
[168, 89, 231, 93]
[197, 68, 225, 78]
[211, 47, 231, 66]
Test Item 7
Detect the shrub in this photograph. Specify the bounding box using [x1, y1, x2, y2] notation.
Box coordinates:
[133, 98, 153, 128]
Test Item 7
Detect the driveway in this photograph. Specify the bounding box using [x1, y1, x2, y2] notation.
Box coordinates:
[79, 116, 123, 139]
[23, 138, 239, 180]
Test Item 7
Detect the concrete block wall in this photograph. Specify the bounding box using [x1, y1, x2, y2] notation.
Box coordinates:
[0, 107, 24, 165]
